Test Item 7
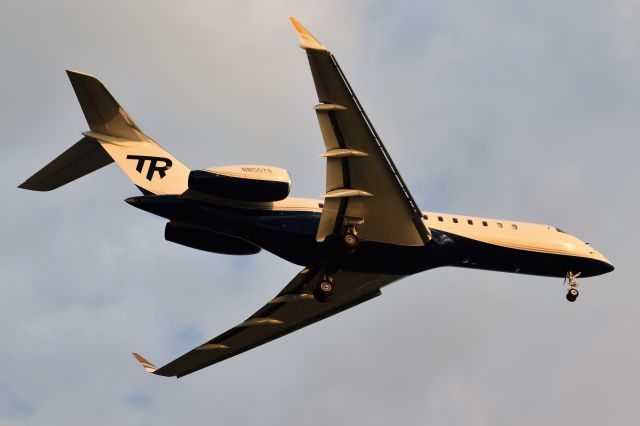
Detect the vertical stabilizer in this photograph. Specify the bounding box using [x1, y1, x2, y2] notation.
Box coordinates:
[20, 71, 190, 195]
[66, 70, 146, 141]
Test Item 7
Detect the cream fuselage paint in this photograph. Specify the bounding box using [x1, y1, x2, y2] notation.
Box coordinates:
[421, 211, 611, 267]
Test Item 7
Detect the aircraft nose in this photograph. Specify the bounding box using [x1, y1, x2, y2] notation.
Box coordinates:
[589, 252, 614, 276]
[576, 239, 614, 276]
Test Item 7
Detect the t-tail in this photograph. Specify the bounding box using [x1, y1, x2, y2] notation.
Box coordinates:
[19, 71, 190, 195]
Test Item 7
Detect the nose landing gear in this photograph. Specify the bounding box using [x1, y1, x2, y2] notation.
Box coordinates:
[565, 272, 581, 302]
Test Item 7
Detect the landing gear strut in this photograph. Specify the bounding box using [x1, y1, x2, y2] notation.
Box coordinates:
[565, 272, 581, 302]
[314, 275, 334, 302]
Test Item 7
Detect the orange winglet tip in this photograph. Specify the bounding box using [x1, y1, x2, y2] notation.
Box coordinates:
[132, 352, 158, 373]
[288, 17, 327, 51]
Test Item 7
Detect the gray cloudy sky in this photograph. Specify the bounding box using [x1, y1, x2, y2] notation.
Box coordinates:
[2, 0, 638, 425]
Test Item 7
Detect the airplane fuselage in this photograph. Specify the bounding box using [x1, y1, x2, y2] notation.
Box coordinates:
[127, 195, 613, 279]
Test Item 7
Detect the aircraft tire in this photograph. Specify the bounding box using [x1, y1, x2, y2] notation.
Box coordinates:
[344, 233, 359, 249]
[314, 280, 334, 302]
[566, 288, 579, 302]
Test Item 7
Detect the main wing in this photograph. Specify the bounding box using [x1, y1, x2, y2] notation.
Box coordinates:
[290, 17, 431, 247]
[134, 268, 401, 378]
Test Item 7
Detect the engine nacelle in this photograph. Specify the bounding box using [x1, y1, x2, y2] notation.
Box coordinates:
[188, 165, 290, 202]
[165, 222, 261, 255]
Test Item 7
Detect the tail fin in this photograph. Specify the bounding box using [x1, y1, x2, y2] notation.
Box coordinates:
[20, 71, 190, 195]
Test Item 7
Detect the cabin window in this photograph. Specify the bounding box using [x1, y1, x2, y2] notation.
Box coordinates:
[438, 216, 444, 222]
[318, 202, 324, 208]
[453, 218, 458, 223]
[482, 221, 488, 227]
[497, 222, 503, 229]
[467, 219, 473, 225]
[422, 214, 428, 220]
[512, 224, 518, 230]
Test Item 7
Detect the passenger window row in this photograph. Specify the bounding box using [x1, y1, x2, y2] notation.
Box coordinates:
[421, 214, 518, 230]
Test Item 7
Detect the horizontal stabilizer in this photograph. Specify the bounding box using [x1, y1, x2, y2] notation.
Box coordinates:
[19, 136, 113, 191]
[132, 353, 158, 374]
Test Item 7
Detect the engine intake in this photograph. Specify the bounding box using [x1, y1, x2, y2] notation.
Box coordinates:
[188, 165, 290, 202]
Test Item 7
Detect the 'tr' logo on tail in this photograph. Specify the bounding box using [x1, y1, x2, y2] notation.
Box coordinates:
[126, 155, 173, 181]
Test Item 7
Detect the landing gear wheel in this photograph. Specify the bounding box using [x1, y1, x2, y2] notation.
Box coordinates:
[343, 232, 359, 249]
[564, 271, 581, 303]
[566, 287, 579, 302]
[314, 279, 334, 302]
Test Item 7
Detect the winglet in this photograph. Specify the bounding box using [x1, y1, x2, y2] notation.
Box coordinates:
[288, 17, 327, 51]
[132, 353, 158, 373]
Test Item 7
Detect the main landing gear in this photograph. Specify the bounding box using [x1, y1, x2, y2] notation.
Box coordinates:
[314, 275, 334, 303]
[343, 224, 359, 250]
[565, 272, 581, 302]
[315, 223, 361, 303]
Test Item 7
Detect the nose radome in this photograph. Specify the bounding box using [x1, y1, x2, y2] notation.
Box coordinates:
[588, 247, 614, 274]
[592, 257, 614, 276]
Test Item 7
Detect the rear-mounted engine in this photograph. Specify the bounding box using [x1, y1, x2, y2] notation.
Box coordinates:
[165, 222, 260, 255]
[188, 165, 290, 202]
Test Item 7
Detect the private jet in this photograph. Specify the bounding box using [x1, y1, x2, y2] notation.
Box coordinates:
[19, 18, 613, 378]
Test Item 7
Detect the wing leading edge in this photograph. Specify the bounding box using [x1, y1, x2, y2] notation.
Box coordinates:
[289, 17, 431, 247]
[134, 268, 401, 378]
